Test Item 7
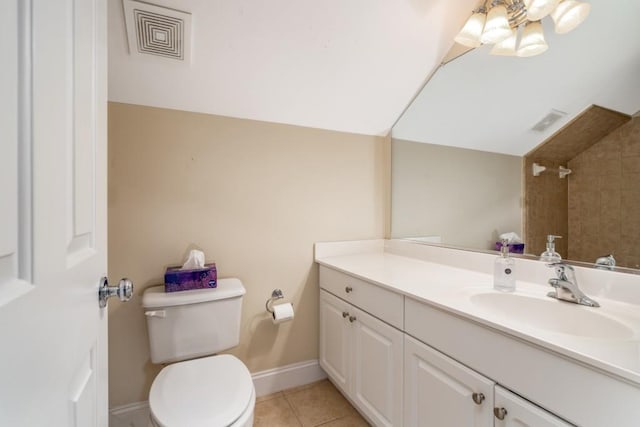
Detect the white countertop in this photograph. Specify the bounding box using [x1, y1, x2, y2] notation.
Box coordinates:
[315, 241, 640, 386]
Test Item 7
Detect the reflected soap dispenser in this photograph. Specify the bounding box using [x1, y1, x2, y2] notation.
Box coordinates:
[540, 235, 562, 262]
[494, 239, 515, 292]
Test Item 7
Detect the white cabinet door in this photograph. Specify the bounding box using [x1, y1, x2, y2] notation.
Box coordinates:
[494, 385, 574, 427]
[320, 290, 351, 393]
[351, 306, 404, 427]
[404, 335, 494, 427]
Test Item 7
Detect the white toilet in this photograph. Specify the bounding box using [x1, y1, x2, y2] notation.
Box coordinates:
[142, 278, 255, 427]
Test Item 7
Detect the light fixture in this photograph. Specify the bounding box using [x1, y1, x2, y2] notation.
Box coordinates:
[454, 10, 487, 47]
[455, 0, 591, 57]
[550, 0, 591, 33]
[481, 3, 512, 44]
[517, 21, 548, 56]
[524, 0, 560, 21]
[490, 28, 518, 56]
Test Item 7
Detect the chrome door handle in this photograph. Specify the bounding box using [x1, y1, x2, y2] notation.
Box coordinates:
[99, 277, 133, 308]
[472, 393, 485, 405]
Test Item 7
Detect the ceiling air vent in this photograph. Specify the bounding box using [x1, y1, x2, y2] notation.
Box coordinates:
[530, 109, 567, 132]
[123, 0, 192, 62]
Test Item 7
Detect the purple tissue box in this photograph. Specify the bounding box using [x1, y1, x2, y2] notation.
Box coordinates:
[164, 263, 217, 292]
[495, 241, 525, 254]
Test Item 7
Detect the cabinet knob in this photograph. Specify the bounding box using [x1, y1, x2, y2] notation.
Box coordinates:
[345, 286, 353, 293]
[342, 311, 349, 318]
[471, 393, 485, 405]
[349, 315, 357, 323]
[493, 407, 508, 420]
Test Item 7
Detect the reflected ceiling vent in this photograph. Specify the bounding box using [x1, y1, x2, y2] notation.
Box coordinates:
[530, 109, 567, 132]
[123, 0, 192, 62]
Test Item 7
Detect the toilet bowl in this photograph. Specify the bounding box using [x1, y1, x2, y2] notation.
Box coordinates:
[149, 355, 255, 427]
[142, 279, 255, 427]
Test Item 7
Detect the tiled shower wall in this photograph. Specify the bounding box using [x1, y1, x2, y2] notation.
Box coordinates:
[567, 116, 640, 269]
[523, 158, 568, 258]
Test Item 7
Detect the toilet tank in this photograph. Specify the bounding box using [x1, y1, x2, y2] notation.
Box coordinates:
[142, 278, 246, 364]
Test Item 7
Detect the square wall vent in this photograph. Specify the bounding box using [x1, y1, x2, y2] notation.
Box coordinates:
[530, 109, 567, 132]
[123, 0, 192, 62]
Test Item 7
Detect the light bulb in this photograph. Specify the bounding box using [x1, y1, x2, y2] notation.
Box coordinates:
[481, 4, 512, 44]
[524, 0, 561, 21]
[490, 28, 517, 56]
[454, 12, 487, 47]
[550, 0, 591, 34]
[517, 21, 548, 57]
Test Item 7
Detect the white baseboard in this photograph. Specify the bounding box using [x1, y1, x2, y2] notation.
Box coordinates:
[109, 359, 327, 421]
[110, 400, 149, 416]
[109, 401, 150, 427]
[252, 359, 327, 397]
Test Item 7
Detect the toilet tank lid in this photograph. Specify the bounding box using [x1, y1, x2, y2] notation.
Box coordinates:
[142, 278, 246, 308]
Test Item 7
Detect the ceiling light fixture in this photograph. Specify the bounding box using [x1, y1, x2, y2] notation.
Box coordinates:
[454, 0, 591, 57]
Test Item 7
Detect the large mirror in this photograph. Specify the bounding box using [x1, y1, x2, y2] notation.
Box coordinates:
[391, 0, 640, 271]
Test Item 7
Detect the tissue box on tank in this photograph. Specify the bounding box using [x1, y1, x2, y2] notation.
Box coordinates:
[164, 263, 217, 292]
[495, 241, 525, 254]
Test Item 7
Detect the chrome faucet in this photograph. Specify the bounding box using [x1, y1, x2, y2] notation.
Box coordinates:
[546, 262, 600, 307]
[595, 254, 616, 270]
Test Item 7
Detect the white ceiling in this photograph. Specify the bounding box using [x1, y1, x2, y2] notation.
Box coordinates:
[108, 0, 478, 136]
[392, 0, 640, 156]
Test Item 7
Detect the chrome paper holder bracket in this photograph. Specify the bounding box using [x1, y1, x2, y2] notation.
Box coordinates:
[265, 289, 284, 313]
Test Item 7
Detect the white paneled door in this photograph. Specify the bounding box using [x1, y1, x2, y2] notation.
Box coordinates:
[404, 335, 494, 427]
[0, 0, 110, 426]
[351, 306, 403, 427]
[319, 290, 351, 393]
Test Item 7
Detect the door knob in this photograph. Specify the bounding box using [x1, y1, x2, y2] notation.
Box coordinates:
[349, 315, 357, 323]
[99, 277, 133, 308]
[345, 286, 353, 293]
[342, 311, 349, 318]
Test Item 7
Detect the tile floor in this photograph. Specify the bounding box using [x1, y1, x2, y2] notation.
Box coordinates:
[255, 380, 370, 427]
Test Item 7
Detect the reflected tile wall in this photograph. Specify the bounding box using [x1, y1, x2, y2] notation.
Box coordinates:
[524, 157, 569, 258]
[568, 117, 640, 269]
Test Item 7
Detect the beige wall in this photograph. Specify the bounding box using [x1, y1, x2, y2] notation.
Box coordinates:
[391, 139, 522, 250]
[107, 103, 388, 407]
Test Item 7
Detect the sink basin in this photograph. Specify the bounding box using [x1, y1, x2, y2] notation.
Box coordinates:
[469, 292, 635, 340]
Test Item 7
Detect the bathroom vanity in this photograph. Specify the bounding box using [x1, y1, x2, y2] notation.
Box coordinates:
[315, 240, 640, 427]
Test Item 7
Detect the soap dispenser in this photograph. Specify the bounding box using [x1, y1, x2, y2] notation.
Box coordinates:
[494, 239, 516, 292]
[540, 235, 562, 262]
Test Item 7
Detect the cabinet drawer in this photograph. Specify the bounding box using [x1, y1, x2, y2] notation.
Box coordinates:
[320, 265, 404, 330]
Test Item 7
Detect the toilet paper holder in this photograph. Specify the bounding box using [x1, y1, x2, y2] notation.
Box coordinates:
[266, 289, 286, 313]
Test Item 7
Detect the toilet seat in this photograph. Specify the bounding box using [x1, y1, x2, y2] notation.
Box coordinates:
[149, 354, 255, 427]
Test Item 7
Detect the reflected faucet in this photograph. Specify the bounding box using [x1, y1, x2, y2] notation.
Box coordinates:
[595, 254, 616, 270]
[546, 262, 600, 307]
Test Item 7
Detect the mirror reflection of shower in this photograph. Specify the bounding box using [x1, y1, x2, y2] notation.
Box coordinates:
[532, 162, 572, 179]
